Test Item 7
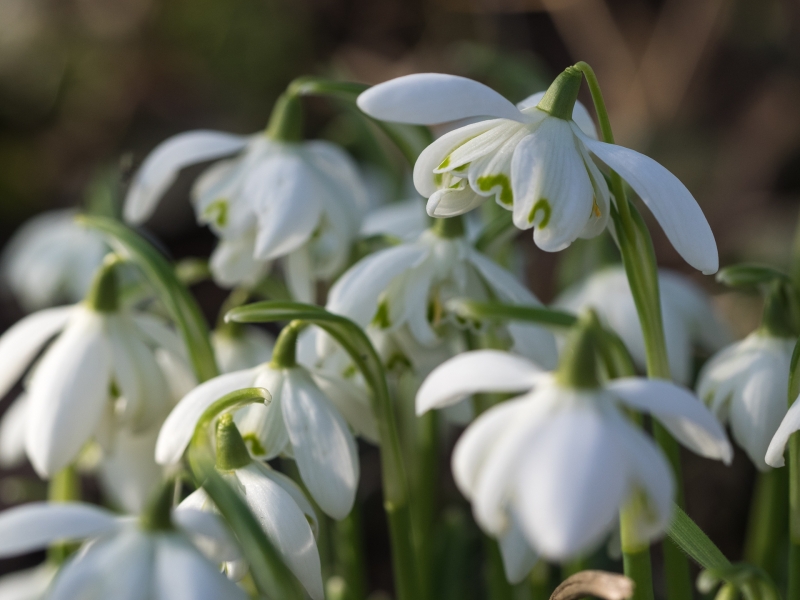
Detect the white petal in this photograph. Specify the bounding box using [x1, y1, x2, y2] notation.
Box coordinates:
[607, 378, 732, 464]
[209, 231, 271, 289]
[235, 367, 289, 459]
[0, 502, 118, 557]
[98, 428, 163, 514]
[416, 350, 541, 414]
[517, 94, 597, 138]
[0, 305, 74, 399]
[25, 309, 112, 477]
[124, 131, 249, 225]
[285, 246, 314, 303]
[361, 199, 429, 241]
[155, 367, 259, 465]
[212, 326, 274, 375]
[282, 369, 359, 519]
[237, 463, 325, 600]
[576, 127, 718, 274]
[311, 370, 379, 444]
[498, 515, 538, 584]
[766, 395, 800, 468]
[0, 564, 57, 600]
[173, 508, 240, 563]
[256, 465, 319, 537]
[427, 184, 489, 218]
[0, 394, 29, 467]
[357, 73, 524, 125]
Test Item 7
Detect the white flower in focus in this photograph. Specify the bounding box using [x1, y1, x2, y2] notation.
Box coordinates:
[326, 221, 558, 376]
[1, 210, 107, 311]
[556, 266, 730, 384]
[358, 73, 718, 274]
[123, 132, 367, 300]
[212, 326, 275, 373]
[417, 349, 731, 566]
[0, 501, 245, 600]
[698, 332, 794, 471]
[0, 563, 56, 600]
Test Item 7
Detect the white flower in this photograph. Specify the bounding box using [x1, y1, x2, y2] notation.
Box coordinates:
[358, 73, 718, 274]
[212, 326, 275, 373]
[0, 302, 188, 477]
[556, 266, 730, 384]
[698, 332, 794, 471]
[123, 132, 367, 300]
[326, 224, 558, 375]
[417, 349, 731, 565]
[97, 428, 165, 514]
[179, 459, 323, 599]
[360, 198, 430, 242]
[0, 502, 245, 600]
[156, 363, 359, 519]
[0, 210, 107, 311]
[766, 392, 800, 468]
[0, 564, 56, 600]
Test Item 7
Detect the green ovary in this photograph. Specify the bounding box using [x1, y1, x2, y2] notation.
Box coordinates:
[203, 199, 229, 228]
[476, 174, 513, 206]
[528, 198, 551, 227]
[242, 433, 266, 456]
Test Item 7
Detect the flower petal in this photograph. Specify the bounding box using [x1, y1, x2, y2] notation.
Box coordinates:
[256, 464, 319, 536]
[209, 230, 271, 289]
[517, 93, 597, 139]
[282, 369, 359, 519]
[0, 502, 118, 557]
[155, 367, 260, 465]
[498, 515, 538, 584]
[237, 463, 325, 600]
[173, 508, 240, 563]
[235, 367, 289, 459]
[766, 395, 800, 468]
[0, 305, 74, 399]
[607, 378, 732, 464]
[575, 126, 718, 274]
[357, 73, 525, 125]
[0, 564, 56, 600]
[285, 246, 314, 304]
[416, 350, 541, 414]
[311, 370, 379, 444]
[0, 394, 28, 467]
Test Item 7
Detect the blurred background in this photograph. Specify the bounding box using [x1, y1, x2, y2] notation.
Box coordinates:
[1, 0, 799, 595]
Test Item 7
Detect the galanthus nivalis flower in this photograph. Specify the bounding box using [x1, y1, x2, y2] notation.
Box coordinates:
[326, 218, 558, 375]
[698, 332, 794, 471]
[360, 198, 430, 242]
[417, 348, 731, 568]
[123, 131, 367, 300]
[178, 415, 324, 599]
[358, 72, 718, 274]
[556, 266, 730, 384]
[0, 209, 107, 311]
[212, 325, 275, 373]
[0, 499, 245, 600]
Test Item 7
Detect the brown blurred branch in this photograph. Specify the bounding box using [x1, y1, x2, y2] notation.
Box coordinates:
[550, 570, 635, 600]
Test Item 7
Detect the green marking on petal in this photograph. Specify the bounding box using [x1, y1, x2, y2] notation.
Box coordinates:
[242, 433, 266, 456]
[528, 198, 551, 227]
[476, 174, 513, 206]
[203, 199, 229, 228]
[453, 162, 470, 173]
[372, 299, 391, 329]
[437, 156, 451, 170]
[342, 364, 357, 379]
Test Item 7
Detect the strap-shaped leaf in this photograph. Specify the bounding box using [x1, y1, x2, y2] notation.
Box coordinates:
[717, 263, 790, 290]
[78, 215, 218, 382]
[445, 298, 577, 328]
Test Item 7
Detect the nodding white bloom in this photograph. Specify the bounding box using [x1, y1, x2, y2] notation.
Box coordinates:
[123, 132, 367, 300]
[0, 266, 190, 477]
[212, 326, 275, 373]
[178, 416, 323, 599]
[0, 500, 245, 600]
[156, 353, 359, 520]
[0, 563, 56, 600]
[417, 349, 731, 566]
[1, 210, 107, 312]
[326, 220, 558, 375]
[698, 332, 795, 471]
[358, 72, 718, 274]
[767, 393, 800, 468]
[556, 266, 730, 384]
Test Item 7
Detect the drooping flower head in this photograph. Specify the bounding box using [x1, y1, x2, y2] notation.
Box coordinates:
[358, 70, 718, 274]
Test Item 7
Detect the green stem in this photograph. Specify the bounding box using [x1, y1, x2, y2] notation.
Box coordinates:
[529, 562, 551, 600]
[744, 469, 787, 580]
[415, 410, 439, 600]
[790, 433, 800, 599]
[334, 506, 368, 600]
[270, 321, 303, 369]
[574, 60, 688, 600]
[484, 536, 514, 600]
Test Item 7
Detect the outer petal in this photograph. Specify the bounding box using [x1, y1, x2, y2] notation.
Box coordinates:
[124, 131, 249, 225]
[98, 429, 163, 514]
[357, 73, 525, 125]
[361, 199, 429, 241]
[416, 350, 541, 414]
[256, 465, 320, 536]
[498, 515, 538, 584]
[0, 502, 118, 557]
[235, 367, 289, 459]
[155, 367, 260, 465]
[285, 245, 314, 304]
[0, 305, 74, 399]
[0, 394, 28, 467]
[766, 396, 800, 467]
[172, 508, 240, 563]
[282, 369, 359, 519]
[0, 564, 56, 600]
[209, 231, 271, 289]
[517, 92, 597, 139]
[237, 463, 325, 600]
[25, 309, 112, 477]
[607, 378, 732, 464]
[311, 370, 379, 443]
[576, 127, 718, 274]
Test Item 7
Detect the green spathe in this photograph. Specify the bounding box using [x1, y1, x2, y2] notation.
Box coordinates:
[215, 414, 252, 471]
[537, 66, 583, 121]
[431, 215, 464, 239]
[85, 255, 120, 313]
[555, 312, 602, 389]
[270, 320, 304, 369]
[140, 479, 176, 532]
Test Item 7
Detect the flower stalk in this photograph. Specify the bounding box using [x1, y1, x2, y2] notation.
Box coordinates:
[788, 339, 800, 599]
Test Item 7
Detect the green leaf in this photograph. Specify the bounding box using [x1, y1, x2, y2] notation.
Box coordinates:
[716, 263, 790, 290]
[78, 216, 219, 382]
[445, 298, 577, 328]
[668, 504, 732, 574]
[474, 212, 516, 255]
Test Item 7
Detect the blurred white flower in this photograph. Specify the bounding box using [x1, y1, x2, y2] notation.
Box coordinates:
[0, 210, 106, 311]
[0, 502, 245, 600]
[766, 392, 800, 468]
[360, 198, 430, 242]
[358, 73, 718, 274]
[0, 563, 56, 600]
[417, 349, 731, 565]
[556, 266, 730, 384]
[212, 325, 274, 373]
[123, 132, 367, 300]
[698, 332, 794, 471]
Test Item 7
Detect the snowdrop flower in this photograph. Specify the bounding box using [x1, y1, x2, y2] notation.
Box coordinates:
[178, 414, 324, 599]
[361, 198, 430, 242]
[1, 209, 107, 311]
[212, 325, 274, 373]
[0, 491, 245, 600]
[0, 563, 56, 600]
[358, 71, 718, 274]
[123, 127, 367, 300]
[699, 332, 794, 471]
[0, 259, 189, 477]
[766, 393, 800, 468]
[556, 266, 730, 384]
[326, 217, 558, 375]
[156, 324, 359, 520]
[417, 328, 731, 567]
